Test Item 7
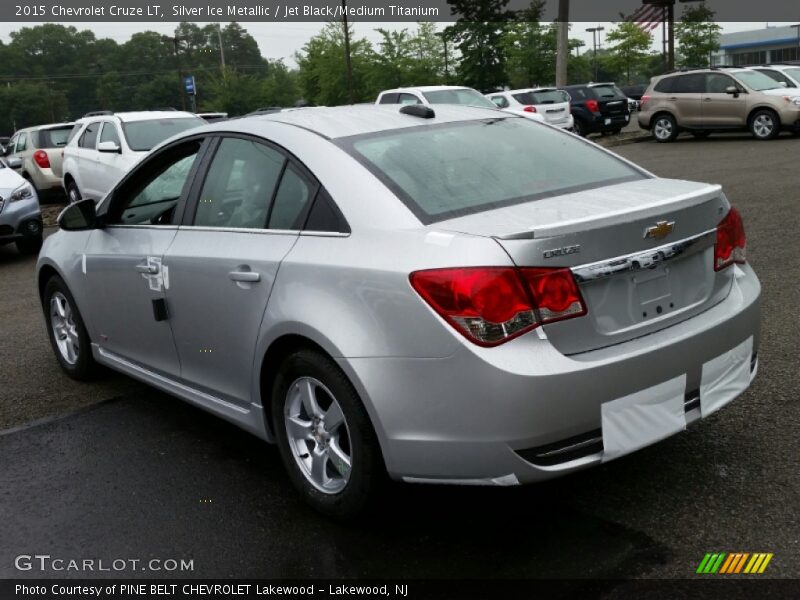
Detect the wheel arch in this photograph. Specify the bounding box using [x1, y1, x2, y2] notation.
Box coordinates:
[747, 105, 780, 125]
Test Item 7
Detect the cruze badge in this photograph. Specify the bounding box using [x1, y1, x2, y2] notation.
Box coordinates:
[644, 220, 675, 240]
[543, 245, 581, 259]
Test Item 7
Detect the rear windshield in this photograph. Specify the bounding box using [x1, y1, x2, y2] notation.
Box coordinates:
[340, 118, 645, 223]
[513, 90, 569, 105]
[590, 84, 626, 100]
[421, 89, 498, 109]
[121, 117, 205, 151]
[37, 126, 72, 148]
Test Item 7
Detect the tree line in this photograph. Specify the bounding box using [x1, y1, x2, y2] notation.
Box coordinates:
[0, 4, 720, 134]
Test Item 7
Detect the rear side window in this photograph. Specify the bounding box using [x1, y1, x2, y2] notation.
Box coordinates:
[79, 122, 101, 148]
[653, 77, 676, 93]
[341, 118, 645, 224]
[673, 74, 705, 94]
[37, 126, 73, 148]
[304, 188, 349, 233]
[267, 163, 315, 230]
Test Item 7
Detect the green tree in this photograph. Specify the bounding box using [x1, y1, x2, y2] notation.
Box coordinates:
[501, 4, 558, 89]
[675, 4, 721, 68]
[605, 22, 653, 84]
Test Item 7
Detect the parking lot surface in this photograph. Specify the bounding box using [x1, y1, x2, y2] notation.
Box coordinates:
[1, 133, 798, 581]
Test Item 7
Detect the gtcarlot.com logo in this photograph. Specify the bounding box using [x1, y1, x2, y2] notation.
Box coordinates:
[696, 552, 773, 574]
[15, 554, 194, 573]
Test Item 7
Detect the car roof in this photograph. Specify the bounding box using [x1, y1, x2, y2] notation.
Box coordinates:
[208, 104, 516, 140]
[380, 86, 474, 95]
[16, 122, 74, 133]
[76, 110, 199, 124]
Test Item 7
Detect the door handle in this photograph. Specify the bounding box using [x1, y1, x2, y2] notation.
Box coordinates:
[703, 97, 713, 101]
[669, 96, 678, 100]
[228, 270, 260, 283]
[135, 263, 159, 274]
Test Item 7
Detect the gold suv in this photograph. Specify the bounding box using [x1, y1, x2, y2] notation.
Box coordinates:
[638, 67, 800, 142]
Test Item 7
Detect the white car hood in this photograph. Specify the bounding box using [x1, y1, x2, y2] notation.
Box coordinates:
[761, 88, 798, 98]
[0, 166, 26, 197]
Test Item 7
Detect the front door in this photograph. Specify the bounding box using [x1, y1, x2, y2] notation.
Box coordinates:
[701, 73, 748, 127]
[82, 138, 206, 377]
[164, 135, 317, 407]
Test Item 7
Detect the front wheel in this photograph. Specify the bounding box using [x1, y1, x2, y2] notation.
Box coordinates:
[750, 110, 779, 140]
[652, 114, 678, 142]
[43, 276, 98, 380]
[271, 349, 386, 519]
[66, 180, 81, 204]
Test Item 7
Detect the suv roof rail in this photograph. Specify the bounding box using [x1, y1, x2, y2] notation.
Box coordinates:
[152, 107, 179, 111]
[82, 110, 114, 117]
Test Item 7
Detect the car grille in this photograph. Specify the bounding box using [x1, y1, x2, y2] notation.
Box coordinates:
[515, 429, 603, 466]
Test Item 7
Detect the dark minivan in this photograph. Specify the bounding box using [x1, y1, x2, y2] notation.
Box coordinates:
[561, 83, 631, 137]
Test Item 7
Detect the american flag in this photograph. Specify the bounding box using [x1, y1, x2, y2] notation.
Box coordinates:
[629, 3, 665, 33]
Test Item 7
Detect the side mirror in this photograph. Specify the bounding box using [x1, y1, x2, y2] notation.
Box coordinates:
[725, 86, 740, 97]
[779, 81, 788, 88]
[6, 157, 22, 169]
[97, 141, 121, 153]
[58, 198, 99, 231]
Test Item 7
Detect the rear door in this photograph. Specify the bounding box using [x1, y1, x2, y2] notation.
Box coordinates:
[701, 73, 747, 127]
[164, 135, 313, 407]
[75, 121, 102, 200]
[667, 74, 704, 127]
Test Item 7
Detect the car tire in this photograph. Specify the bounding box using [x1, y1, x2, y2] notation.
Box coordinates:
[271, 348, 386, 519]
[612, 128, 622, 135]
[66, 180, 81, 204]
[749, 109, 779, 140]
[16, 236, 42, 255]
[652, 114, 678, 143]
[691, 131, 711, 139]
[43, 275, 98, 380]
[573, 119, 586, 137]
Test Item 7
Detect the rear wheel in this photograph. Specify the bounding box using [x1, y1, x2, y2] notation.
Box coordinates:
[572, 119, 586, 137]
[271, 349, 385, 519]
[749, 109, 779, 140]
[652, 114, 678, 142]
[66, 180, 81, 204]
[43, 276, 98, 380]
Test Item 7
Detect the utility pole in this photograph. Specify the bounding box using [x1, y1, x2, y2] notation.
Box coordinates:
[164, 35, 186, 110]
[585, 26, 604, 81]
[438, 31, 450, 83]
[667, 1, 675, 70]
[217, 23, 226, 73]
[341, 0, 354, 104]
[793, 24, 800, 62]
[555, 0, 569, 87]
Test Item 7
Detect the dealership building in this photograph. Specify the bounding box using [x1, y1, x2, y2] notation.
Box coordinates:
[711, 25, 800, 66]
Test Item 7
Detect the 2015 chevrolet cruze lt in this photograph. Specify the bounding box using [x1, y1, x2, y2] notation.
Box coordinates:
[38, 105, 760, 518]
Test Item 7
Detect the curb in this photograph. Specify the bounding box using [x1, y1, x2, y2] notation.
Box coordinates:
[596, 133, 651, 148]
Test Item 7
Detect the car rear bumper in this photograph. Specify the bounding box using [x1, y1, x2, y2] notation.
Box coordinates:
[341, 264, 760, 484]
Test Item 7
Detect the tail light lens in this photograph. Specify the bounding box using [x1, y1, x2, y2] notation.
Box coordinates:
[585, 99, 600, 113]
[33, 150, 50, 169]
[714, 206, 746, 271]
[523, 105, 537, 113]
[409, 267, 586, 346]
[640, 95, 650, 109]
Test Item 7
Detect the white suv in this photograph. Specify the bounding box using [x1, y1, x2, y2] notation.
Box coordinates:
[62, 110, 205, 203]
[752, 64, 800, 90]
[487, 88, 574, 130]
[376, 85, 545, 122]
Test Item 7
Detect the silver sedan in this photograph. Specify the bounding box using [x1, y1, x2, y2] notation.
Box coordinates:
[38, 105, 760, 518]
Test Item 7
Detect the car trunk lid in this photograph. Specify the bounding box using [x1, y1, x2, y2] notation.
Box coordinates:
[433, 178, 733, 355]
[590, 83, 629, 118]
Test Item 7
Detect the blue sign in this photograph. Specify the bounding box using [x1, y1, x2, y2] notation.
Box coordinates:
[184, 75, 196, 95]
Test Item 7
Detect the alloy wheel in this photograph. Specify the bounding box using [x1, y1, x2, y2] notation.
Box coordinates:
[654, 118, 673, 141]
[284, 376, 352, 494]
[753, 114, 774, 139]
[50, 291, 80, 364]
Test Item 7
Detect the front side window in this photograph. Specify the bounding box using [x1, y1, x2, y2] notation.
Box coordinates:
[378, 93, 399, 104]
[193, 138, 285, 229]
[99, 122, 121, 146]
[121, 117, 205, 152]
[422, 89, 498, 109]
[109, 140, 201, 226]
[706, 73, 736, 94]
[398, 93, 422, 105]
[79, 122, 101, 149]
[341, 117, 645, 224]
[490, 96, 509, 108]
[16, 133, 27, 152]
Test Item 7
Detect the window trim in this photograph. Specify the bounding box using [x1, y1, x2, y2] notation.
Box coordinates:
[97, 134, 213, 228]
[79, 121, 102, 150]
[98, 121, 122, 147]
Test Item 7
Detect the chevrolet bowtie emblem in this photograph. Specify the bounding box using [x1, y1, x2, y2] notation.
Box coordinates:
[644, 220, 675, 240]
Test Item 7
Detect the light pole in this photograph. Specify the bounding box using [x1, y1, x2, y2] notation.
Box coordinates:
[793, 24, 800, 62]
[217, 23, 226, 73]
[586, 26, 604, 81]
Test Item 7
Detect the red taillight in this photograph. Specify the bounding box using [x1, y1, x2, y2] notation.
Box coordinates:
[585, 99, 600, 113]
[714, 207, 746, 271]
[409, 267, 586, 347]
[33, 150, 50, 169]
[640, 95, 650, 109]
[523, 105, 537, 113]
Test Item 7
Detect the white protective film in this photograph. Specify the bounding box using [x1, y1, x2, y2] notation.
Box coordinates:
[700, 336, 753, 418]
[602, 374, 687, 462]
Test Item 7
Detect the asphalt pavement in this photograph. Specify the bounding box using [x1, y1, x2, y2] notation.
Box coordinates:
[1, 132, 799, 583]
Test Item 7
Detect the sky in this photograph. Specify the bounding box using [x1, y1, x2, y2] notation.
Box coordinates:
[0, 21, 791, 66]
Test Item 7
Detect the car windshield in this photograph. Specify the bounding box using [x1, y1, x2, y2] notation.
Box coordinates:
[422, 89, 498, 109]
[734, 70, 782, 91]
[513, 89, 569, 105]
[39, 126, 72, 148]
[121, 117, 205, 151]
[784, 68, 800, 83]
[341, 118, 645, 223]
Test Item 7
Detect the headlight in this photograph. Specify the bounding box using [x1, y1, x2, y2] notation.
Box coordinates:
[783, 96, 800, 106]
[9, 182, 33, 202]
